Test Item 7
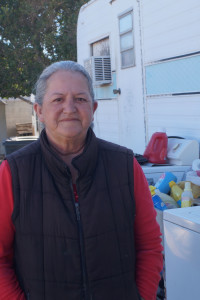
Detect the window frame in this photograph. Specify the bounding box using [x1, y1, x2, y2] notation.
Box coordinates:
[91, 36, 110, 57]
[118, 9, 135, 69]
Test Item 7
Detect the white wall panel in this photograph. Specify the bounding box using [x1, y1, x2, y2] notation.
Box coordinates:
[146, 95, 200, 142]
[142, 0, 200, 62]
[94, 99, 120, 144]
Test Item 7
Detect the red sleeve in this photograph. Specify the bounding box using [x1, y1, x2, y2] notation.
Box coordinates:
[133, 158, 163, 300]
[0, 160, 26, 300]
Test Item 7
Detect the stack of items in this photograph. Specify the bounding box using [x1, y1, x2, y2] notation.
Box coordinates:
[150, 172, 199, 211]
[150, 171, 200, 300]
[149, 171, 200, 238]
[16, 123, 33, 136]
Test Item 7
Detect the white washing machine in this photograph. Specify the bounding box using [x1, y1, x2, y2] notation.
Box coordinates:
[163, 207, 200, 300]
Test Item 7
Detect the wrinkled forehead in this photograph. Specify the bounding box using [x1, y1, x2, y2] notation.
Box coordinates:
[47, 70, 88, 86]
[44, 70, 92, 100]
[48, 70, 91, 92]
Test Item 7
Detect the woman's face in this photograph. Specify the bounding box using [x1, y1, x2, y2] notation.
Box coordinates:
[34, 70, 97, 145]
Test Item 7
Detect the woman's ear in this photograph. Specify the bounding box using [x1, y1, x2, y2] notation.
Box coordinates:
[34, 103, 44, 123]
[93, 101, 98, 114]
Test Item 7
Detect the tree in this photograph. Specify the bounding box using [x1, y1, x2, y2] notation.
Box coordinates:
[0, 0, 87, 98]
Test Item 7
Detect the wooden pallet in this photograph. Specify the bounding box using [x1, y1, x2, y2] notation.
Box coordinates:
[16, 123, 33, 136]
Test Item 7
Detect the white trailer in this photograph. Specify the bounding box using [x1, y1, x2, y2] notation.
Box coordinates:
[77, 0, 200, 154]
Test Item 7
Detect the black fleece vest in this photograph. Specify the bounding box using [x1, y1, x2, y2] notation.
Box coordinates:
[7, 129, 140, 300]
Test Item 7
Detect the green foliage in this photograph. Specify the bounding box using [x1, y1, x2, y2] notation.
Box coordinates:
[0, 0, 87, 98]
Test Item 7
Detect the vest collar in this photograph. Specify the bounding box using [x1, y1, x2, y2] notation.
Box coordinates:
[72, 128, 99, 179]
[40, 128, 99, 185]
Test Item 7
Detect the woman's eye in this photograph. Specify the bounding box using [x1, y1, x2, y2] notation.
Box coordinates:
[54, 98, 62, 102]
[76, 97, 87, 102]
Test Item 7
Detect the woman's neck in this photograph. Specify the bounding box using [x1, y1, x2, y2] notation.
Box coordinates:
[49, 141, 84, 184]
[48, 137, 85, 181]
[50, 141, 85, 157]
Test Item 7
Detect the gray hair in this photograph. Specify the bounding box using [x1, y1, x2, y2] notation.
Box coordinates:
[34, 61, 95, 105]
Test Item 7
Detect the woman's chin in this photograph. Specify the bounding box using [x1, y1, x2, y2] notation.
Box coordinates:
[58, 128, 85, 140]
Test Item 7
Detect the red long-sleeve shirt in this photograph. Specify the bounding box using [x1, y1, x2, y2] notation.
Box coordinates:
[0, 159, 163, 300]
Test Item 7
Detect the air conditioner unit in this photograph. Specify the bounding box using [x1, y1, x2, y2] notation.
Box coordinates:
[84, 56, 112, 85]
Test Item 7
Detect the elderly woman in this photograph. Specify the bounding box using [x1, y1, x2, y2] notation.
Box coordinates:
[0, 61, 163, 300]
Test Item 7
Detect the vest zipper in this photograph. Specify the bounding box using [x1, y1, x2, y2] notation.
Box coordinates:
[71, 184, 90, 300]
[26, 290, 30, 299]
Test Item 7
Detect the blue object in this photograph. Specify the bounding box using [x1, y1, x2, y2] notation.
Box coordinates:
[177, 199, 181, 207]
[155, 172, 177, 194]
[152, 194, 167, 211]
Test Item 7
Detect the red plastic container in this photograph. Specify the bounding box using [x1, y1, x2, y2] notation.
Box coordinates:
[143, 132, 168, 164]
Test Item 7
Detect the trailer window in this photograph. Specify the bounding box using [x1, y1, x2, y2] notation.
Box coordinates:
[119, 10, 135, 68]
[92, 37, 110, 56]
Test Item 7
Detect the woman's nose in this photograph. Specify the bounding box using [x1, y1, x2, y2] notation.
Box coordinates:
[63, 98, 76, 113]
